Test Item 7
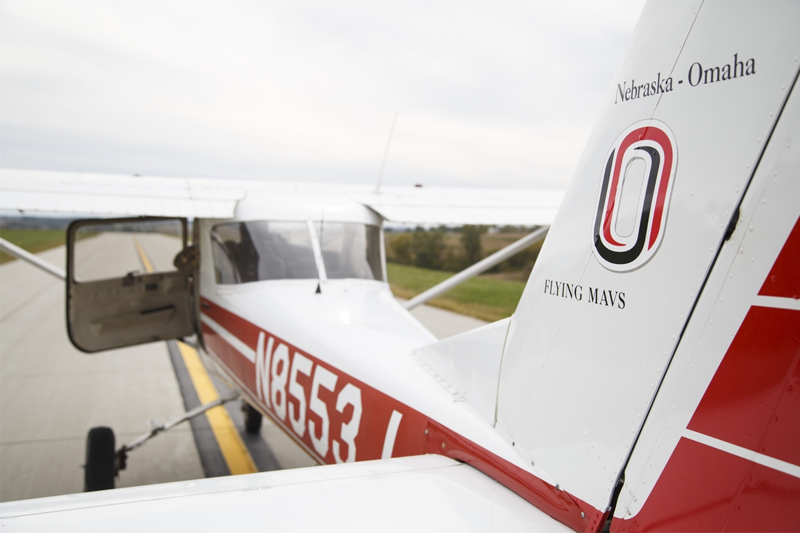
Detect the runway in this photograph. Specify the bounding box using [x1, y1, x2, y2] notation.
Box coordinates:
[0, 236, 486, 503]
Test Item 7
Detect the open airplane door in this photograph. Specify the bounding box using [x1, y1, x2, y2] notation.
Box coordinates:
[66, 217, 196, 353]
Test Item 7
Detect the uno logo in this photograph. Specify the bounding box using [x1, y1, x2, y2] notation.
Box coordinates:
[592, 120, 677, 272]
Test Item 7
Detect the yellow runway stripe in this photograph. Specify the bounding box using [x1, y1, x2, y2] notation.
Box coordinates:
[177, 341, 257, 475]
[132, 236, 154, 273]
[133, 235, 257, 476]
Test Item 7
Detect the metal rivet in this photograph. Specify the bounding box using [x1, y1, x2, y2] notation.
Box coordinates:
[581, 512, 586, 519]
[441, 442, 445, 449]
[424, 429, 428, 435]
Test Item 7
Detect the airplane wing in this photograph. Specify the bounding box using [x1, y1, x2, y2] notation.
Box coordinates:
[0, 168, 562, 226]
[351, 187, 562, 226]
[0, 169, 245, 219]
[0, 455, 572, 532]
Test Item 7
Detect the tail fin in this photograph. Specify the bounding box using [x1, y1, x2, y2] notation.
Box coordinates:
[494, 1, 800, 528]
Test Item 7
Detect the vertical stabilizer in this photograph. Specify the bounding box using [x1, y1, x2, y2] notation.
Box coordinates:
[496, 0, 800, 520]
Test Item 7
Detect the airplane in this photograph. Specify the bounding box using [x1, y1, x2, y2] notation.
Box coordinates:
[1, 0, 799, 531]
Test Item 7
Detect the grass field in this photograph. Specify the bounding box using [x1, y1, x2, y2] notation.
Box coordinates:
[0, 229, 67, 264]
[387, 263, 526, 322]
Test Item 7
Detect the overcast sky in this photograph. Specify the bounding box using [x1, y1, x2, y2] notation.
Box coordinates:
[0, 1, 644, 190]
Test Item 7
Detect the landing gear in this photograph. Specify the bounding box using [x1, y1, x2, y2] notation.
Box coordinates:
[82, 391, 240, 492]
[243, 401, 262, 434]
[84, 427, 116, 491]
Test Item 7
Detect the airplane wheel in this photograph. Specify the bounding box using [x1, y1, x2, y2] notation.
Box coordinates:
[243, 402, 262, 434]
[84, 426, 116, 492]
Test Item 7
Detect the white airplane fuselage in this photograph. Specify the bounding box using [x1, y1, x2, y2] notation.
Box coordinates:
[190, 196, 574, 520]
[1, 1, 799, 531]
[190, 3, 800, 528]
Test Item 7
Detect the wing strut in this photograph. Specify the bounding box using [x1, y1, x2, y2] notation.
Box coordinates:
[121, 390, 240, 455]
[403, 226, 549, 311]
[0, 237, 66, 280]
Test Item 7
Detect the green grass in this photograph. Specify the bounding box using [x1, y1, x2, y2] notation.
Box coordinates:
[387, 262, 526, 322]
[0, 229, 68, 264]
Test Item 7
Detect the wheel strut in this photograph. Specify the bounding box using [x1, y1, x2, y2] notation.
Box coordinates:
[83, 390, 240, 491]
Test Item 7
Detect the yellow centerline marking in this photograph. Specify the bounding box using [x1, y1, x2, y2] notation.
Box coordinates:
[177, 341, 257, 475]
[133, 234, 257, 476]
[132, 236, 154, 273]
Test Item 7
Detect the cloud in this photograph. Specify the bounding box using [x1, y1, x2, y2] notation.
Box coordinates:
[0, 0, 644, 189]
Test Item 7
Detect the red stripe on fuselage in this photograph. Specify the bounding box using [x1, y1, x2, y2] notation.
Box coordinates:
[199, 297, 598, 532]
[201, 298, 429, 464]
[427, 420, 604, 533]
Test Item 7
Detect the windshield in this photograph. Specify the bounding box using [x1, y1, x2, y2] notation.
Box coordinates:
[211, 221, 317, 283]
[211, 221, 383, 284]
[319, 222, 382, 281]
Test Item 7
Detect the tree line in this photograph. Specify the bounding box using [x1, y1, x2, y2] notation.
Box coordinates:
[385, 225, 542, 275]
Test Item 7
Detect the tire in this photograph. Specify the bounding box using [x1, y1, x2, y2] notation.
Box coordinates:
[243, 402, 262, 434]
[84, 426, 116, 491]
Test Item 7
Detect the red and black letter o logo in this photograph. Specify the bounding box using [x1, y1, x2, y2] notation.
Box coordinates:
[592, 120, 677, 272]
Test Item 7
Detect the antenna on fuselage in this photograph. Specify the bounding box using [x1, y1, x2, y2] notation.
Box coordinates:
[374, 111, 398, 193]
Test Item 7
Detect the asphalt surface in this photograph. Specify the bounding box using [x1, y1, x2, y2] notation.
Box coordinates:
[0, 235, 486, 503]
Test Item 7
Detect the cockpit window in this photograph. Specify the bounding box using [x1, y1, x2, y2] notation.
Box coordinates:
[211, 221, 317, 284]
[319, 222, 383, 281]
[211, 221, 383, 284]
